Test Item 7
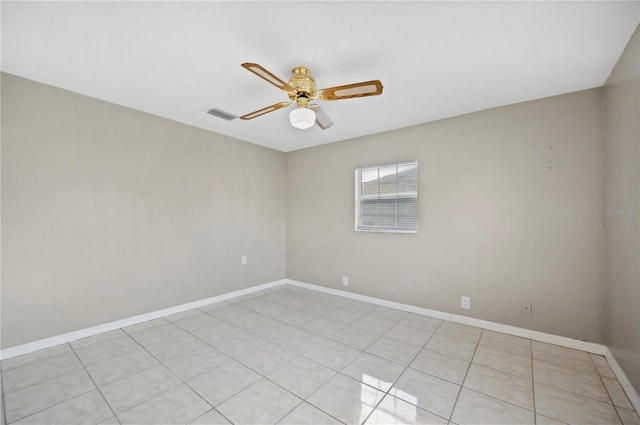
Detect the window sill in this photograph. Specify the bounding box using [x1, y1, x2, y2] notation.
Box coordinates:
[355, 228, 418, 234]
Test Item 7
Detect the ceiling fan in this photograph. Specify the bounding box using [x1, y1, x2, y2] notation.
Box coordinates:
[239, 63, 384, 130]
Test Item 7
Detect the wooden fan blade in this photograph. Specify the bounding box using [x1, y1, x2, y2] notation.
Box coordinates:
[242, 63, 295, 92]
[318, 80, 383, 101]
[309, 104, 334, 130]
[240, 102, 291, 120]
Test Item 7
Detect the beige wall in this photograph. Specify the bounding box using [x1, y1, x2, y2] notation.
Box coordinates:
[1, 73, 286, 348]
[604, 26, 640, 392]
[287, 89, 605, 343]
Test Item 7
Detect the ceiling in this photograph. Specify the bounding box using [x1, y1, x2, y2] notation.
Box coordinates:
[2, 2, 639, 153]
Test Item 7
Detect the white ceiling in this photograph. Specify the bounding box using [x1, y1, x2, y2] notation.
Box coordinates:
[2, 2, 639, 152]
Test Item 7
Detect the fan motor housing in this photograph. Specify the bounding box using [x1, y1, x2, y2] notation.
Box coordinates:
[288, 67, 317, 102]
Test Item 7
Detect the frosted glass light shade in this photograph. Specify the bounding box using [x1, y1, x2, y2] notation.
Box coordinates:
[289, 107, 316, 129]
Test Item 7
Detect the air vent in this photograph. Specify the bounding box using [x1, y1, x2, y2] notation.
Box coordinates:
[207, 108, 237, 121]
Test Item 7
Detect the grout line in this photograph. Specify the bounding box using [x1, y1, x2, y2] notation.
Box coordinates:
[4, 345, 100, 424]
[531, 338, 537, 425]
[447, 326, 480, 423]
[215, 407, 238, 425]
[2, 286, 624, 425]
[68, 344, 119, 422]
[360, 318, 450, 425]
[594, 354, 628, 424]
[97, 319, 211, 419]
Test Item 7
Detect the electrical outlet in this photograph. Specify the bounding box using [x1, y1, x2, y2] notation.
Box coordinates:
[522, 303, 532, 315]
[241, 255, 247, 265]
[461, 296, 471, 310]
[342, 276, 349, 286]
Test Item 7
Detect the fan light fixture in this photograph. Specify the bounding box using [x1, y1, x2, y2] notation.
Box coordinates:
[237, 63, 383, 131]
[289, 106, 316, 129]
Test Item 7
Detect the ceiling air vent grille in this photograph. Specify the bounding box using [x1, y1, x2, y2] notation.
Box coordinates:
[207, 108, 237, 121]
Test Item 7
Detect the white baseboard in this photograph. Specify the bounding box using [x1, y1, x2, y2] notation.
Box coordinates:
[286, 279, 607, 355]
[0, 279, 286, 360]
[604, 347, 640, 413]
[3, 275, 638, 413]
[288, 279, 640, 410]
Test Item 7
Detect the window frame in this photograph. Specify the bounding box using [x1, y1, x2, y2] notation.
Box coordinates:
[354, 160, 418, 234]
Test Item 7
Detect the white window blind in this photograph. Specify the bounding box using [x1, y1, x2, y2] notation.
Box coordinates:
[355, 161, 418, 233]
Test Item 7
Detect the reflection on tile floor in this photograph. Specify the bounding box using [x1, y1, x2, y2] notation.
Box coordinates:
[1, 285, 638, 425]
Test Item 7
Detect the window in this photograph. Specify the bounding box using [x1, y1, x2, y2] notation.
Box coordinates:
[355, 160, 418, 233]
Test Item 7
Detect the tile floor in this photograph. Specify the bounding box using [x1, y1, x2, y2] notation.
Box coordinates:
[1, 285, 639, 425]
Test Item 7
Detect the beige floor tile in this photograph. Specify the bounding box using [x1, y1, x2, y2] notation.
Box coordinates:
[463, 363, 534, 410]
[249, 321, 300, 341]
[170, 312, 220, 333]
[426, 334, 477, 361]
[101, 364, 181, 413]
[189, 321, 243, 344]
[616, 406, 640, 425]
[534, 382, 621, 425]
[4, 369, 96, 423]
[385, 324, 434, 347]
[145, 333, 206, 363]
[590, 354, 617, 379]
[303, 317, 348, 338]
[306, 374, 385, 425]
[86, 347, 158, 387]
[536, 413, 568, 424]
[389, 368, 460, 419]
[352, 317, 395, 334]
[451, 388, 534, 425]
[410, 349, 469, 385]
[234, 297, 271, 311]
[72, 331, 141, 366]
[267, 356, 336, 399]
[366, 337, 422, 366]
[2, 288, 625, 425]
[602, 377, 635, 410]
[124, 320, 187, 347]
[198, 301, 233, 313]
[332, 325, 382, 350]
[235, 342, 298, 375]
[532, 341, 597, 373]
[207, 304, 251, 320]
[533, 359, 609, 402]
[13, 390, 112, 425]
[302, 339, 361, 370]
[365, 394, 448, 425]
[371, 306, 408, 322]
[2, 347, 82, 394]
[224, 311, 269, 329]
[275, 310, 320, 327]
[278, 402, 343, 425]
[2, 344, 72, 372]
[189, 409, 231, 424]
[341, 352, 405, 392]
[302, 301, 341, 317]
[436, 322, 482, 343]
[164, 346, 230, 381]
[399, 314, 443, 333]
[187, 361, 261, 407]
[117, 385, 211, 425]
[472, 344, 532, 378]
[479, 330, 531, 357]
[216, 379, 301, 425]
[329, 308, 367, 326]
[211, 331, 268, 358]
[272, 331, 327, 355]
